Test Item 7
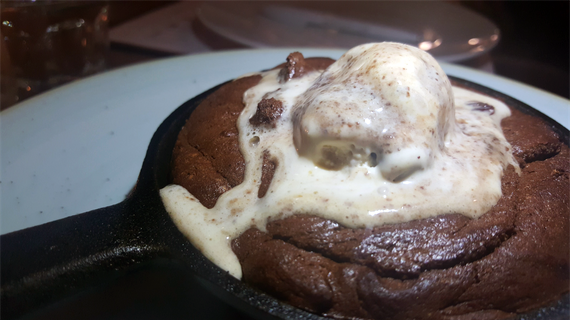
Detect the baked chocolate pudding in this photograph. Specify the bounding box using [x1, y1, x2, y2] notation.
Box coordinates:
[161, 43, 569, 319]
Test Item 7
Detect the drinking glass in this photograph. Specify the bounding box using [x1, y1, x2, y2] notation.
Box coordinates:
[1, 1, 109, 108]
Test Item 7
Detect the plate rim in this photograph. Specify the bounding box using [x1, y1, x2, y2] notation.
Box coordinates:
[1, 47, 569, 235]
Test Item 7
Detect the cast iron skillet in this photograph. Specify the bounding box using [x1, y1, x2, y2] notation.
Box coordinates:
[1, 76, 569, 320]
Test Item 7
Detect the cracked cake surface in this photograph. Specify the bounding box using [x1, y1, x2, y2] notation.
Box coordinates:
[166, 50, 569, 319]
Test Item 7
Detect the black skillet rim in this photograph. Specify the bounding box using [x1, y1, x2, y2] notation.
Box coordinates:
[139, 75, 570, 320]
[1, 75, 567, 320]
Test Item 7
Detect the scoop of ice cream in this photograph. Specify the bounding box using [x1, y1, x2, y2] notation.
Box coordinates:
[293, 42, 454, 181]
[162, 44, 519, 279]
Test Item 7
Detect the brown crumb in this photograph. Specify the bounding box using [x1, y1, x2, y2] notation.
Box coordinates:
[250, 98, 284, 128]
[258, 151, 277, 198]
[278, 52, 315, 83]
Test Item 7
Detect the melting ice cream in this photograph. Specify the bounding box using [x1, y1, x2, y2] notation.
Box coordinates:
[293, 43, 454, 180]
[161, 43, 518, 278]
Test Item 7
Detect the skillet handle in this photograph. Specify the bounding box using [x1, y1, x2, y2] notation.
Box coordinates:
[0, 199, 169, 319]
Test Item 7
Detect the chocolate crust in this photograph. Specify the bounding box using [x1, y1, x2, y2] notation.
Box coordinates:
[502, 107, 562, 166]
[170, 57, 569, 319]
[232, 147, 569, 319]
[171, 74, 262, 208]
[171, 57, 335, 208]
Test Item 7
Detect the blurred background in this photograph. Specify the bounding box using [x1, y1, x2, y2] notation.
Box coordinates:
[104, 0, 570, 99]
[1, 1, 568, 111]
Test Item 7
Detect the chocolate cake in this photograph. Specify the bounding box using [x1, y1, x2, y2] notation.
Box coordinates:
[167, 50, 569, 319]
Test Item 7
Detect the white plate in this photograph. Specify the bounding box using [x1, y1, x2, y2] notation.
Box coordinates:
[198, 2, 500, 62]
[1, 48, 569, 235]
